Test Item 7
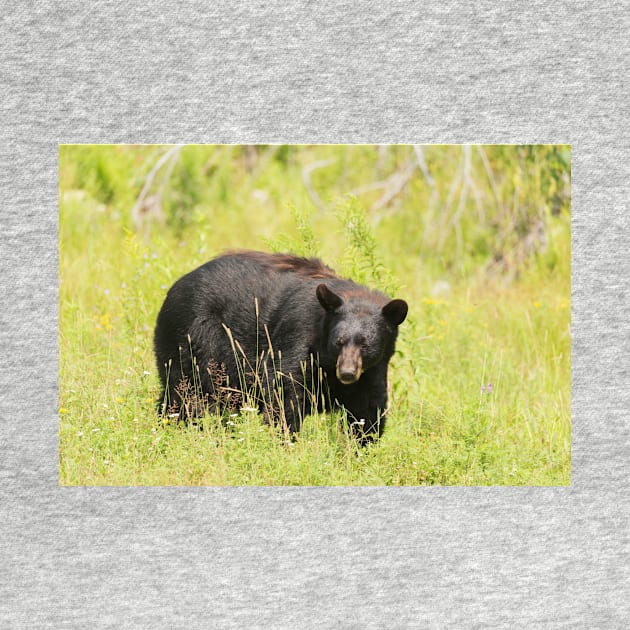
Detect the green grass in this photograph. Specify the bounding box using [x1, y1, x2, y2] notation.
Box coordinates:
[59, 144, 571, 485]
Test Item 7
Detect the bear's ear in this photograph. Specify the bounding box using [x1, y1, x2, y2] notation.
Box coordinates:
[316, 284, 343, 312]
[382, 299, 408, 326]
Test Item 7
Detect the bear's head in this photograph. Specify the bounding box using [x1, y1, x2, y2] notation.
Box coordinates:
[316, 283, 408, 385]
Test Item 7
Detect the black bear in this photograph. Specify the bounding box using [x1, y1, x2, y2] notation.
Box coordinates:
[154, 250, 408, 441]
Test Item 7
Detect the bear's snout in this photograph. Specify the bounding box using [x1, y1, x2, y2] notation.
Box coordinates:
[336, 345, 363, 385]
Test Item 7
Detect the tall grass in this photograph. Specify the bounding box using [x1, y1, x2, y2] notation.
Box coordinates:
[59, 144, 570, 485]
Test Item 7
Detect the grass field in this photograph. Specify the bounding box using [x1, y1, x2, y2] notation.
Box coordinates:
[59, 144, 571, 485]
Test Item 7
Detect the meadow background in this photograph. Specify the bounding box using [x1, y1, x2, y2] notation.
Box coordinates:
[59, 144, 571, 485]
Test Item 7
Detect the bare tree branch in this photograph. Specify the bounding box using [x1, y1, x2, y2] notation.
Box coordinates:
[413, 145, 436, 189]
[445, 146, 485, 256]
[370, 160, 417, 211]
[302, 159, 334, 212]
[131, 145, 182, 230]
[477, 145, 503, 216]
[375, 144, 390, 174]
[347, 180, 390, 196]
[434, 149, 465, 250]
[451, 145, 472, 257]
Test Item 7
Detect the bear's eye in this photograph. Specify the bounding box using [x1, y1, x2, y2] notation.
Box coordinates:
[336, 337, 345, 347]
[356, 334, 367, 348]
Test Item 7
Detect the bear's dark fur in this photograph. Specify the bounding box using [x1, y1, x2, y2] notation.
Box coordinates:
[154, 250, 408, 441]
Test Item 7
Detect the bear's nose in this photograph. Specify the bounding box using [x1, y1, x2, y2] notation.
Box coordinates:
[338, 368, 360, 385]
[336, 348, 363, 385]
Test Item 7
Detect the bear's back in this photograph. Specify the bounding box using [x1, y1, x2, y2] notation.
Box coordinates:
[179, 251, 338, 315]
[157, 251, 345, 348]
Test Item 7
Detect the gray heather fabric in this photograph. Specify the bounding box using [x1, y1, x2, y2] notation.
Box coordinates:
[1, 2, 629, 628]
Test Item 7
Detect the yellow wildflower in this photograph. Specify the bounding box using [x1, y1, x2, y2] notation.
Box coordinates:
[97, 313, 113, 331]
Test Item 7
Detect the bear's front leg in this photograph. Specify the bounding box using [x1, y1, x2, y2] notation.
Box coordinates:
[333, 364, 389, 444]
[351, 397, 388, 445]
